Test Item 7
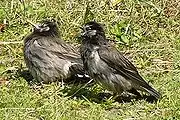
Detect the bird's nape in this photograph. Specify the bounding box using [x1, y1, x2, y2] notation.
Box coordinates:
[28, 19, 60, 37]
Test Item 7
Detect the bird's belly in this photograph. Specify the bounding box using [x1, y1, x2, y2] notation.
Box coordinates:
[86, 51, 115, 91]
[28, 56, 67, 83]
[86, 51, 132, 94]
[98, 73, 132, 94]
[87, 50, 103, 75]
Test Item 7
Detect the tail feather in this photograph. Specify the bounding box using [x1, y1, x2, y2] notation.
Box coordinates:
[69, 63, 85, 75]
[143, 86, 161, 99]
[69, 63, 90, 78]
[67, 63, 90, 84]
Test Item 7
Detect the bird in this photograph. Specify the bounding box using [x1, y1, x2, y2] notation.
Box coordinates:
[79, 21, 161, 99]
[24, 19, 89, 84]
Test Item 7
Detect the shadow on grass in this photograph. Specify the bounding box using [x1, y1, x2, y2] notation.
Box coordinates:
[18, 69, 34, 83]
[18, 69, 159, 104]
[60, 84, 159, 104]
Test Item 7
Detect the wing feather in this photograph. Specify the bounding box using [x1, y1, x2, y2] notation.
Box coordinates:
[98, 46, 151, 88]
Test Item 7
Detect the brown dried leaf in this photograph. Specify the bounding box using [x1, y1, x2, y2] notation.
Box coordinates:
[0, 77, 9, 85]
[0, 24, 6, 32]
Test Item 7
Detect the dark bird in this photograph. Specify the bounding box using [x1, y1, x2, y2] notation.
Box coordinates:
[24, 19, 88, 84]
[80, 21, 161, 99]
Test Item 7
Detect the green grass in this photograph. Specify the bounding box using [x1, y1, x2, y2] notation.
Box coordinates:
[0, 0, 180, 119]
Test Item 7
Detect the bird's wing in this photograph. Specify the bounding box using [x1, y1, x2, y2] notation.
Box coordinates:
[98, 46, 150, 87]
[38, 37, 82, 63]
[40, 37, 85, 75]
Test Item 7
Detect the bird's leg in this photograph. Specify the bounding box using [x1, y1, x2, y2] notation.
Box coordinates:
[61, 79, 64, 89]
[112, 93, 120, 100]
[127, 88, 142, 98]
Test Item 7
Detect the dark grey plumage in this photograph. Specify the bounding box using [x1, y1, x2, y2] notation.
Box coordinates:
[80, 21, 161, 99]
[24, 20, 87, 83]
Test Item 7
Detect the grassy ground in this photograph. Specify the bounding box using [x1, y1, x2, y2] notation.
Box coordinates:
[0, 0, 180, 119]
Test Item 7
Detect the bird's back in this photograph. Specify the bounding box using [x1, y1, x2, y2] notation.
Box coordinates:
[24, 34, 83, 83]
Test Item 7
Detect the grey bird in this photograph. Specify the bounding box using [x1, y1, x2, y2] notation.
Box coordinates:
[80, 21, 161, 99]
[24, 19, 88, 84]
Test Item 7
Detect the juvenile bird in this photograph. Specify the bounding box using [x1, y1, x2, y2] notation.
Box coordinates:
[24, 19, 88, 84]
[80, 21, 161, 99]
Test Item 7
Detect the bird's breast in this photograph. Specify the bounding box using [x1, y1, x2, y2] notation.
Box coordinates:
[86, 49, 105, 76]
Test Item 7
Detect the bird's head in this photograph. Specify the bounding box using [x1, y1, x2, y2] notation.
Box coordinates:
[80, 21, 107, 45]
[28, 19, 59, 37]
[81, 21, 105, 39]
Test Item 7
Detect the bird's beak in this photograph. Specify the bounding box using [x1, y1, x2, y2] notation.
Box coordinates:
[27, 19, 40, 30]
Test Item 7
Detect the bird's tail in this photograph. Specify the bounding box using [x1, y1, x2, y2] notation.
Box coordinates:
[69, 63, 89, 78]
[68, 63, 90, 84]
[143, 86, 161, 99]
